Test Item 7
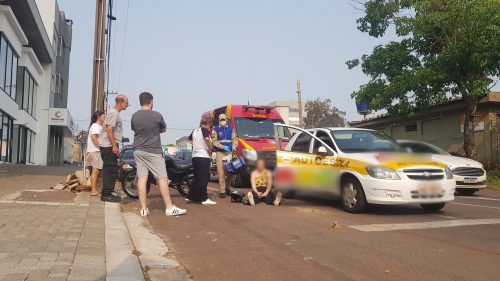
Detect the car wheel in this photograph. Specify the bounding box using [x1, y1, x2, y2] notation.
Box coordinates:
[341, 177, 368, 213]
[456, 188, 478, 196]
[420, 203, 446, 212]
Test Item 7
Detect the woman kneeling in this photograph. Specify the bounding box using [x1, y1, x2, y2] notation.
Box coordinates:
[246, 159, 282, 206]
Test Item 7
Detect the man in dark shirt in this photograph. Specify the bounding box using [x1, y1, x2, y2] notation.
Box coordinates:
[131, 92, 187, 217]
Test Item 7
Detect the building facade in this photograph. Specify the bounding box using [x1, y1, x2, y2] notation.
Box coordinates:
[350, 92, 500, 169]
[0, 0, 74, 165]
[176, 136, 192, 151]
[267, 100, 306, 127]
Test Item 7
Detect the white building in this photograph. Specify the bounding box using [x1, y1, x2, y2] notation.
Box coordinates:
[0, 0, 74, 165]
[176, 136, 192, 151]
[267, 100, 306, 127]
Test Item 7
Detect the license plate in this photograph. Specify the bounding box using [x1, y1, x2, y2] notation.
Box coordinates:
[418, 184, 442, 195]
[463, 177, 478, 184]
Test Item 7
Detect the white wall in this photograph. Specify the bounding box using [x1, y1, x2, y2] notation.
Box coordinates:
[34, 0, 56, 45]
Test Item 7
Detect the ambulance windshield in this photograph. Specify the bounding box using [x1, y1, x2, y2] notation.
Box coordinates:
[235, 118, 288, 139]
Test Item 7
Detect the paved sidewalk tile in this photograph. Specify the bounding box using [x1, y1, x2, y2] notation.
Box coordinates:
[0, 192, 106, 281]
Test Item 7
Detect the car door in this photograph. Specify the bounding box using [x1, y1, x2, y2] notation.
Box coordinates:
[274, 124, 339, 192]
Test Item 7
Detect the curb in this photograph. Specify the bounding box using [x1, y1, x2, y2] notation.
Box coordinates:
[105, 202, 145, 281]
[121, 211, 192, 281]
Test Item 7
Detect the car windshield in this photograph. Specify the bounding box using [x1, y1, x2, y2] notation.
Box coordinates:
[330, 130, 404, 153]
[175, 150, 192, 160]
[399, 142, 448, 155]
[234, 118, 289, 139]
[121, 149, 134, 159]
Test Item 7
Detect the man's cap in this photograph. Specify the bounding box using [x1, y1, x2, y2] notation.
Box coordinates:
[219, 114, 227, 120]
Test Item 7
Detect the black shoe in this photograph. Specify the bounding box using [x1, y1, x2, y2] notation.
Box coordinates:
[225, 188, 231, 196]
[219, 193, 227, 198]
[101, 195, 121, 202]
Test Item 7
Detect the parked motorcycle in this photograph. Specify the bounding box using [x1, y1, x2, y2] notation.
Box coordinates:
[120, 155, 194, 199]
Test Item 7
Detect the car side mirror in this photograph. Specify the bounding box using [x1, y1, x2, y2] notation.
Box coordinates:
[318, 146, 328, 156]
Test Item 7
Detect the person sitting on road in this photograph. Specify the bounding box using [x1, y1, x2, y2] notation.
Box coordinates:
[246, 159, 282, 206]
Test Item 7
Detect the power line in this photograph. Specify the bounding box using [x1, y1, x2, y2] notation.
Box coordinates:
[116, 0, 130, 90]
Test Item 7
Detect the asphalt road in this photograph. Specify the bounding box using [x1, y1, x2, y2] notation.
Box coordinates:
[125, 184, 500, 281]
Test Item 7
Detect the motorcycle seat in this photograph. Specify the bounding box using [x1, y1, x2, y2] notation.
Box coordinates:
[173, 160, 192, 171]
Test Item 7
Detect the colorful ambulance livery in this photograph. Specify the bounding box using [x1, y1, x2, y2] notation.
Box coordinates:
[206, 105, 289, 186]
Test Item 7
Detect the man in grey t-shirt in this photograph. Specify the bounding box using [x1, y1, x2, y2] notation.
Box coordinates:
[100, 95, 128, 202]
[131, 92, 186, 217]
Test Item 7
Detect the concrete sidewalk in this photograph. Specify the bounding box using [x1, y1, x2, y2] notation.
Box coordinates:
[0, 165, 143, 281]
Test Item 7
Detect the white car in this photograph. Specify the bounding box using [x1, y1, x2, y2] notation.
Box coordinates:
[397, 140, 486, 196]
[274, 125, 456, 213]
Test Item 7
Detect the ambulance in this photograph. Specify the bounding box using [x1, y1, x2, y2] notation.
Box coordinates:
[205, 105, 289, 186]
[274, 124, 456, 213]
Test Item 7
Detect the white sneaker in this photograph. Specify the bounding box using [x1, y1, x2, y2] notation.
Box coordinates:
[165, 206, 187, 216]
[140, 208, 150, 217]
[247, 192, 255, 206]
[202, 199, 217, 205]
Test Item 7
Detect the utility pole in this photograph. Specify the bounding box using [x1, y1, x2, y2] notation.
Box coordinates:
[297, 79, 304, 128]
[91, 0, 107, 114]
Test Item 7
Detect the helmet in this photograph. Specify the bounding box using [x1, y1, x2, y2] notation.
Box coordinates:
[230, 190, 244, 203]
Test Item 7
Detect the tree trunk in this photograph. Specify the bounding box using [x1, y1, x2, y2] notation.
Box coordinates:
[463, 95, 479, 159]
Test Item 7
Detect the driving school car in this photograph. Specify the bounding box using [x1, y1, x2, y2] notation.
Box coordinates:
[273, 125, 456, 213]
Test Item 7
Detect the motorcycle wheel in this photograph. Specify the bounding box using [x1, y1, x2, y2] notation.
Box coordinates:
[176, 176, 193, 197]
[122, 171, 151, 199]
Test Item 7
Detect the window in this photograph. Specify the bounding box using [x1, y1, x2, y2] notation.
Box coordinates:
[50, 74, 55, 94]
[55, 73, 63, 94]
[0, 36, 7, 91]
[405, 124, 418, 132]
[331, 130, 404, 153]
[11, 56, 17, 100]
[313, 130, 335, 154]
[11, 124, 35, 164]
[16, 67, 38, 118]
[56, 35, 64, 57]
[0, 111, 14, 162]
[291, 132, 312, 153]
[0, 33, 19, 99]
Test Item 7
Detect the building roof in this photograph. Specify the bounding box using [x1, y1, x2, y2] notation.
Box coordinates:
[350, 91, 500, 127]
[3, 0, 54, 63]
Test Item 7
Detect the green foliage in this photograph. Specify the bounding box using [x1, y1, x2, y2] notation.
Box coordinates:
[303, 98, 347, 129]
[348, 0, 500, 116]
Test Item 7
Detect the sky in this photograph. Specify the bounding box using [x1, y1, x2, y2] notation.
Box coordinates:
[58, 0, 392, 144]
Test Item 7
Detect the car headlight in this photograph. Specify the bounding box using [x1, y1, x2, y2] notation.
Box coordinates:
[445, 166, 453, 179]
[242, 149, 258, 161]
[366, 165, 401, 180]
[122, 163, 132, 169]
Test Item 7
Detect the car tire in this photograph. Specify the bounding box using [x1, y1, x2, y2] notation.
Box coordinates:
[420, 203, 446, 212]
[122, 171, 151, 199]
[341, 176, 368, 213]
[456, 188, 478, 196]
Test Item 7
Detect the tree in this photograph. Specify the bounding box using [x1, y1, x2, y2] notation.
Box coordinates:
[303, 98, 347, 129]
[347, 0, 500, 159]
